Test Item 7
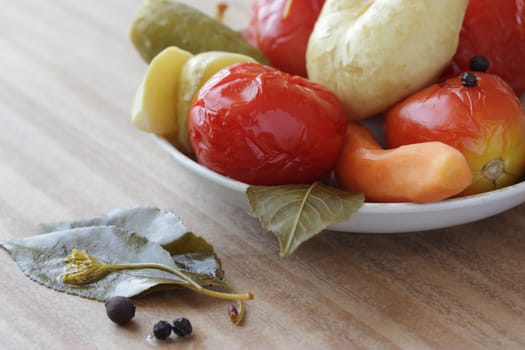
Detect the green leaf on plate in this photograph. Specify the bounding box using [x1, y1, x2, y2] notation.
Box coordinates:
[246, 182, 365, 257]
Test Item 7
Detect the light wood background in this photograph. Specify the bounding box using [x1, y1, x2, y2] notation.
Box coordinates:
[1, 1, 525, 349]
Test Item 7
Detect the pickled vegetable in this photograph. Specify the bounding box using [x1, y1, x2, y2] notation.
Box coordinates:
[385, 71, 525, 196]
[306, 0, 468, 120]
[176, 51, 256, 153]
[131, 47, 255, 154]
[131, 46, 192, 137]
[130, 0, 269, 65]
[336, 122, 472, 203]
[188, 62, 347, 185]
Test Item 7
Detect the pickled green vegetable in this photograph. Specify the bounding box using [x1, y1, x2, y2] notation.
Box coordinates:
[130, 0, 270, 64]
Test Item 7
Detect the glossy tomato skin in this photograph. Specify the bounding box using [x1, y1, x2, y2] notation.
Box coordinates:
[247, 0, 325, 77]
[188, 62, 346, 186]
[385, 72, 525, 196]
[443, 0, 525, 95]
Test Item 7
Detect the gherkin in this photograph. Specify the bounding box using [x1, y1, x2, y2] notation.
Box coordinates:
[130, 0, 270, 64]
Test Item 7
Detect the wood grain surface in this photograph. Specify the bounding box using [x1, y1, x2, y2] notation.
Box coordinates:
[1, 1, 525, 349]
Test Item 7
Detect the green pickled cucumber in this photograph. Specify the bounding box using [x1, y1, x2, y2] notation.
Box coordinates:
[130, 0, 270, 65]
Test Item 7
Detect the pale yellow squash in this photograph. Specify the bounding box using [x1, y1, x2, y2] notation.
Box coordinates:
[306, 0, 469, 120]
[132, 47, 255, 154]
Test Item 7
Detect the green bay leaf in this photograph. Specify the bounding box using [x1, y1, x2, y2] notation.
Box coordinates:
[246, 182, 365, 257]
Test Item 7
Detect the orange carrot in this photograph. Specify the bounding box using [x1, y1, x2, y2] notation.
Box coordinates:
[335, 122, 473, 203]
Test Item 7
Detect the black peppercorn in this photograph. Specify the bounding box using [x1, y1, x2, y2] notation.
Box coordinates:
[105, 296, 135, 325]
[153, 320, 172, 340]
[469, 55, 490, 72]
[461, 72, 478, 87]
[172, 317, 193, 337]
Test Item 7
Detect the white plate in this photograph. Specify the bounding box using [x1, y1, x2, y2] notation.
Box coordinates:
[155, 135, 525, 233]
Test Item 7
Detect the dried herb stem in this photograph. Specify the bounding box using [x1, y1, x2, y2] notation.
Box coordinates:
[108, 263, 253, 301]
[61, 249, 253, 302]
[104, 262, 202, 289]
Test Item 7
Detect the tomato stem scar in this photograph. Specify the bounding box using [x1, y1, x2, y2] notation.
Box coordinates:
[482, 158, 505, 181]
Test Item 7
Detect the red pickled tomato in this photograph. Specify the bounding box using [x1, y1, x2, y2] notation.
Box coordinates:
[443, 0, 525, 95]
[247, 0, 325, 77]
[188, 62, 347, 186]
[385, 72, 525, 196]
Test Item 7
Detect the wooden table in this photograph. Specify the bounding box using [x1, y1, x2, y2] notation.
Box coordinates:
[1, 1, 525, 349]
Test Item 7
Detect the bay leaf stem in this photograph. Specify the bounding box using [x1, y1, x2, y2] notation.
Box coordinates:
[105, 262, 202, 288]
[103, 263, 253, 301]
[60, 248, 253, 302]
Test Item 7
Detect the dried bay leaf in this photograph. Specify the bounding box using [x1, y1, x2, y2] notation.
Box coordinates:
[39, 207, 224, 280]
[0, 226, 186, 301]
[40, 207, 195, 248]
[246, 182, 365, 257]
[39, 207, 188, 248]
[0, 207, 253, 324]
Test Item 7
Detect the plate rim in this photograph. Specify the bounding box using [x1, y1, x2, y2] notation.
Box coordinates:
[154, 134, 525, 216]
